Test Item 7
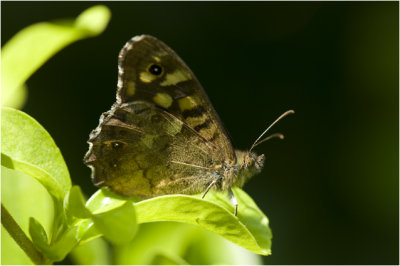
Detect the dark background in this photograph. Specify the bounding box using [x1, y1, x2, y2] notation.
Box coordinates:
[2, 2, 398, 264]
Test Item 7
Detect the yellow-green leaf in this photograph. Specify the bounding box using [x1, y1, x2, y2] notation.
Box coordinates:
[1, 5, 111, 108]
[1, 107, 71, 200]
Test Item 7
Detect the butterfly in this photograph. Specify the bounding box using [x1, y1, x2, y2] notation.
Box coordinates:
[84, 35, 293, 215]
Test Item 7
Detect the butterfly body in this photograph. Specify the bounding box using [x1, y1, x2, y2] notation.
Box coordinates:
[84, 35, 265, 202]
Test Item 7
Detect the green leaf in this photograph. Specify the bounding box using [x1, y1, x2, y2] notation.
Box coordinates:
[40, 226, 80, 262]
[86, 189, 128, 214]
[64, 186, 91, 219]
[75, 5, 111, 35]
[86, 190, 138, 245]
[206, 187, 273, 255]
[150, 251, 189, 265]
[69, 237, 111, 265]
[74, 188, 270, 257]
[184, 222, 263, 264]
[113, 222, 195, 265]
[28, 218, 81, 262]
[2, 84, 28, 110]
[74, 219, 100, 245]
[27, 216, 81, 263]
[1, 167, 54, 265]
[135, 188, 272, 255]
[1, 5, 111, 108]
[1, 107, 71, 200]
[113, 222, 262, 265]
[29, 218, 49, 250]
[91, 202, 137, 245]
[80, 188, 271, 255]
[1, 6, 111, 264]
[66, 189, 138, 245]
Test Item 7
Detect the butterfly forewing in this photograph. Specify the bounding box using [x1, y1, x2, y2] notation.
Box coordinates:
[116, 35, 235, 163]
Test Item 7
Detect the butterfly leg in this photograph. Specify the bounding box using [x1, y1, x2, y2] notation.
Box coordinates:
[228, 188, 238, 216]
[201, 179, 218, 199]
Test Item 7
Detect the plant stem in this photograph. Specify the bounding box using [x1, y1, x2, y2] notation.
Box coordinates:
[1, 203, 51, 265]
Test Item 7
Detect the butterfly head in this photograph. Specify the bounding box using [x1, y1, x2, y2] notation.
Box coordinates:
[228, 150, 265, 188]
[225, 109, 295, 188]
[244, 151, 265, 170]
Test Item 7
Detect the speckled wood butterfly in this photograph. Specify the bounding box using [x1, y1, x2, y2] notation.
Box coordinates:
[84, 35, 293, 215]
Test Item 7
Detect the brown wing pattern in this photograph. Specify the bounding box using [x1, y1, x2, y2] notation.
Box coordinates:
[116, 35, 236, 163]
[85, 102, 224, 198]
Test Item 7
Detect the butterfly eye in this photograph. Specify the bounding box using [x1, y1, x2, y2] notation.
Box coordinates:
[148, 64, 163, 76]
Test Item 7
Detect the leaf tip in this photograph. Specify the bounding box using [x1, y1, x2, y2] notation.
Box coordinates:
[75, 5, 111, 35]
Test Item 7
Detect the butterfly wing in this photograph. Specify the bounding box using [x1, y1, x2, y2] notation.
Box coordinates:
[116, 35, 235, 163]
[85, 101, 223, 198]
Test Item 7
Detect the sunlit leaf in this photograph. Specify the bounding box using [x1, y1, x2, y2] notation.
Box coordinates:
[113, 222, 194, 265]
[1, 84, 28, 110]
[91, 202, 137, 245]
[83, 187, 271, 255]
[74, 5, 111, 35]
[113, 222, 262, 265]
[29, 217, 49, 250]
[150, 251, 189, 265]
[85, 189, 137, 245]
[135, 188, 272, 255]
[1, 107, 71, 200]
[1, 167, 53, 265]
[69, 237, 111, 265]
[1, 5, 111, 108]
[40, 226, 80, 262]
[64, 186, 91, 219]
[206, 187, 272, 255]
[85, 189, 128, 214]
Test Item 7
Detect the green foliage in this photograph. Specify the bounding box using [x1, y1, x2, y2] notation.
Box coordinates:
[134, 190, 272, 255]
[1, 5, 271, 265]
[114, 222, 263, 265]
[2, 107, 71, 199]
[1, 167, 54, 265]
[1, 5, 111, 109]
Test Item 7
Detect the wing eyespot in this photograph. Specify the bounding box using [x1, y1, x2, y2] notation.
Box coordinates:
[148, 64, 163, 76]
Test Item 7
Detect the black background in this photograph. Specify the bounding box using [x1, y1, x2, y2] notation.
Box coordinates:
[2, 2, 398, 264]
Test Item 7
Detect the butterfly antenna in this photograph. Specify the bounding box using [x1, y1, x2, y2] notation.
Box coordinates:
[251, 133, 285, 150]
[249, 110, 295, 153]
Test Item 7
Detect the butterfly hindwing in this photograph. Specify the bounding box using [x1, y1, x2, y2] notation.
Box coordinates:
[85, 101, 222, 198]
